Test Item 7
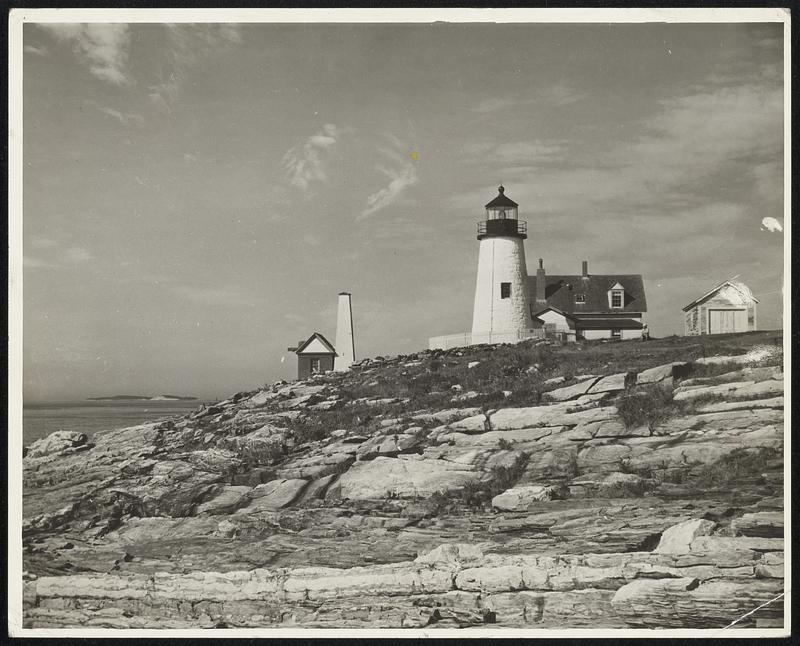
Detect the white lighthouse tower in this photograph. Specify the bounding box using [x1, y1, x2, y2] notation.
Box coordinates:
[470, 185, 533, 343]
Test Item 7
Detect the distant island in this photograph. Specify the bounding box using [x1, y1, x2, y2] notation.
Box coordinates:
[86, 395, 198, 401]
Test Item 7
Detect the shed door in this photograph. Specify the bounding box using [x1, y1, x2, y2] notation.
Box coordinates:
[708, 309, 744, 334]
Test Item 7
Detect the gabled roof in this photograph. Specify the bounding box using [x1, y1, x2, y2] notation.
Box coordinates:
[682, 280, 759, 312]
[485, 185, 518, 209]
[290, 332, 337, 355]
[529, 274, 647, 314]
[532, 306, 577, 329]
[531, 305, 576, 321]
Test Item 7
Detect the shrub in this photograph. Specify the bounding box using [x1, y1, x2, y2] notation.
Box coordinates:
[601, 480, 651, 498]
[497, 438, 514, 451]
[558, 451, 579, 480]
[423, 454, 530, 512]
[682, 361, 752, 381]
[459, 480, 492, 507]
[615, 383, 677, 432]
[425, 490, 456, 515]
[618, 458, 654, 479]
[489, 459, 528, 494]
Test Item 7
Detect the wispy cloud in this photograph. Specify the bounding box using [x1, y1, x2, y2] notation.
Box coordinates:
[38, 24, 132, 85]
[147, 24, 243, 115]
[470, 84, 584, 114]
[24, 256, 59, 269]
[302, 232, 322, 247]
[23, 238, 93, 269]
[36, 23, 243, 109]
[358, 136, 419, 220]
[282, 124, 342, 191]
[30, 236, 57, 249]
[470, 97, 520, 114]
[462, 140, 567, 165]
[93, 104, 145, 128]
[541, 84, 585, 107]
[170, 284, 261, 309]
[454, 77, 782, 224]
[66, 247, 92, 263]
[24, 44, 49, 57]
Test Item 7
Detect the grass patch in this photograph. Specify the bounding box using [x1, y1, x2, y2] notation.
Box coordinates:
[681, 357, 783, 383]
[618, 459, 653, 478]
[599, 480, 652, 498]
[613, 377, 751, 434]
[614, 447, 782, 498]
[692, 447, 782, 489]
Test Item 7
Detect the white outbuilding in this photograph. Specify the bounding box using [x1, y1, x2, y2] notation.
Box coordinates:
[682, 279, 758, 336]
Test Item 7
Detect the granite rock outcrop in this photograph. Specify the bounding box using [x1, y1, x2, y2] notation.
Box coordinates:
[21, 335, 785, 629]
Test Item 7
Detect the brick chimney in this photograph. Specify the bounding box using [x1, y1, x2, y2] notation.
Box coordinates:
[536, 258, 547, 305]
[582, 260, 589, 280]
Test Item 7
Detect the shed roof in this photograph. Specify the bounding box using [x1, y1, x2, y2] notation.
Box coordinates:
[574, 318, 644, 330]
[485, 185, 519, 209]
[682, 280, 759, 312]
[529, 274, 647, 314]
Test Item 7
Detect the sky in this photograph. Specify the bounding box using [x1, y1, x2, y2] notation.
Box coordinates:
[21, 20, 785, 401]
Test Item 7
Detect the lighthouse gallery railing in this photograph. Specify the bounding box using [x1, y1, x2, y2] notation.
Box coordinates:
[477, 219, 527, 237]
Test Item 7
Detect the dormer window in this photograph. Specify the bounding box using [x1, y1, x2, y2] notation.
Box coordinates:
[608, 282, 625, 309]
[575, 293, 586, 303]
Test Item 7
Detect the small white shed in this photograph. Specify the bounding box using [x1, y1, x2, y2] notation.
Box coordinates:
[682, 280, 758, 336]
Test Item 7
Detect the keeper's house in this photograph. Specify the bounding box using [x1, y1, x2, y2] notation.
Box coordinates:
[682, 279, 758, 336]
[530, 259, 647, 342]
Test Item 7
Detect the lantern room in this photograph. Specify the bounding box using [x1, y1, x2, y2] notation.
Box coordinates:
[478, 185, 527, 239]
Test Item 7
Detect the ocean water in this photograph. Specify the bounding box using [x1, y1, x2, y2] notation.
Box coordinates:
[22, 400, 209, 447]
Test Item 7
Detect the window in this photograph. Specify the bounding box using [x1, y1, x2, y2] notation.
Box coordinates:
[575, 293, 586, 303]
[611, 290, 623, 308]
[611, 328, 622, 339]
[310, 358, 321, 374]
[500, 282, 511, 299]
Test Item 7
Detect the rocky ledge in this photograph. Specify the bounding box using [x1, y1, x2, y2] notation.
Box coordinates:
[21, 335, 785, 629]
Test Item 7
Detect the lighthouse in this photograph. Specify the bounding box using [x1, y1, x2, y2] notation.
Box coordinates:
[470, 185, 533, 342]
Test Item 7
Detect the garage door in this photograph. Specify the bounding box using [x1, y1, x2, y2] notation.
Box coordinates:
[708, 309, 746, 334]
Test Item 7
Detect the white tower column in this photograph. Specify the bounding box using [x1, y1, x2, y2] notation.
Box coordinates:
[470, 186, 533, 344]
[471, 236, 532, 338]
[334, 292, 355, 371]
